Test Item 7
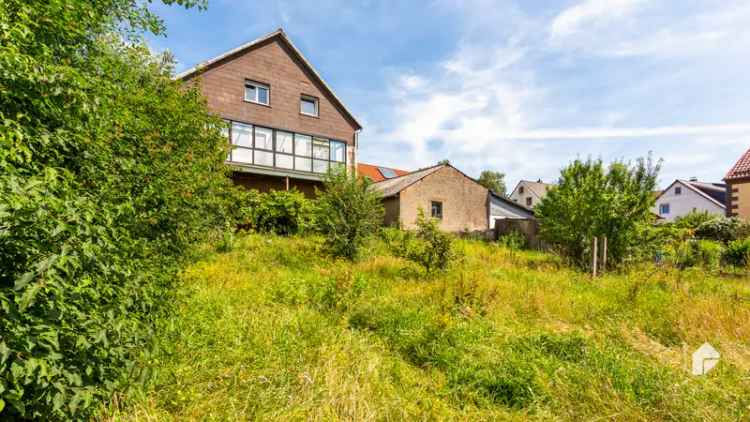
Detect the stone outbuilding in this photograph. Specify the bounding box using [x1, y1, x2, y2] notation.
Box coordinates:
[371, 163, 490, 232]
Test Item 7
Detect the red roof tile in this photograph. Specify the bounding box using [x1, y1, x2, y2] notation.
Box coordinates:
[725, 147, 750, 180]
[358, 163, 410, 183]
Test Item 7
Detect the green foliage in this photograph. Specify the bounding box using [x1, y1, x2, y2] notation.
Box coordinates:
[315, 167, 384, 260]
[392, 210, 455, 274]
[536, 156, 661, 270]
[478, 170, 507, 196]
[238, 189, 316, 235]
[0, 0, 229, 419]
[498, 230, 526, 250]
[722, 238, 750, 268]
[673, 209, 717, 229]
[694, 217, 750, 243]
[672, 240, 723, 270]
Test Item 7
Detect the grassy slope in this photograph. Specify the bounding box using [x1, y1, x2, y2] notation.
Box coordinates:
[109, 234, 750, 421]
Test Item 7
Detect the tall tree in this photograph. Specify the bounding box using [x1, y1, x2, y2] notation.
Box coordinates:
[478, 170, 507, 195]
[0, 0, 235, 419]
[535, 156, 661, 270]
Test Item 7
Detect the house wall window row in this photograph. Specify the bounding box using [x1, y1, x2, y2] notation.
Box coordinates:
[225, 120, 346, 174]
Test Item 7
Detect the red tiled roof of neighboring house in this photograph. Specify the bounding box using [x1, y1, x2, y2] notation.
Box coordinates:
[358, 163, 410, 183]
[725, 147, 750, 180]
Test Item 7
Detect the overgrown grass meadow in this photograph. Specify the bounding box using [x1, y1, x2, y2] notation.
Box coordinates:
[106, 234, 750, 421]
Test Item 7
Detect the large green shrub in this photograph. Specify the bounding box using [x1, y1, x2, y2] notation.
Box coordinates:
[239, 189, 316, 235]
[0, 0, 232, 419]
[536, 156, 661, 270]
[694, 217, 750, 243]
[672, 240, 723, 270]
[721, 238, 750, 268]
[316, 167, 384, 260]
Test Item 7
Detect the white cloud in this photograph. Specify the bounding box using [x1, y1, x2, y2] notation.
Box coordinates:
[549, 1, 750, 58]
[550, 0, 644, 40]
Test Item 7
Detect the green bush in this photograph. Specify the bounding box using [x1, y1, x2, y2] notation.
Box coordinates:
[0, 1, 230, 419]
[536, 156, 661, 270]
[393, 210, 455, 274]
[694, 217, 750, 243]
[673, 240, 723, 270]
[673, 210, 717, 230]
[498, 230, 527, 250]
[315, 167, 384, 260]
[239, 189, 316, 235]
[721, 238, 750, 268]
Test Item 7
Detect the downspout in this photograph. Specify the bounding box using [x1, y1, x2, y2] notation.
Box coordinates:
[352, 129, 361, 176]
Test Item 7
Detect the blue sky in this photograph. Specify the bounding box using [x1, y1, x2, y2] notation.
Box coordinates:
[147, 0, 750, 189]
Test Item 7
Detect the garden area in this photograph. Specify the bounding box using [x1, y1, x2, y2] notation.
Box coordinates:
[2, 1, 750, 421]
[104, 232, 750, 420]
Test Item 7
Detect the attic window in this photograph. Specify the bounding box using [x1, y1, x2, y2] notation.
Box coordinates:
[675, 186, 682, 195]
[519, 186, 524, 194]
[245, 80, 269, 105]
[301, 95, 318, 117]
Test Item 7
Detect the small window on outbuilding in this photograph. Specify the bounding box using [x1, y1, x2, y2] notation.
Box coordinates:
[431, 201, 443, 219]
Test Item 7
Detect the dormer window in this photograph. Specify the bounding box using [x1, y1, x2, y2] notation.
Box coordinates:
[244, 80, 269, 105]
[300, 95, 318, 117]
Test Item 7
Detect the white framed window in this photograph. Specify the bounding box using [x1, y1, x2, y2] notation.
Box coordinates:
[244, 80, 269, 105]
[659, 203, 670, 215]
[300, 95, 318, 116]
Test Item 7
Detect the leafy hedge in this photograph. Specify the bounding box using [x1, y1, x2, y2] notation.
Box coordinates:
[236, 189, 317, 235]
[0, 0, 233, 419]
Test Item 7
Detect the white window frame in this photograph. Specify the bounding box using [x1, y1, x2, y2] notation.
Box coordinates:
[244, 80, 270, 105]
[300, 95, 319, 117]
[660, 203, 670, 215]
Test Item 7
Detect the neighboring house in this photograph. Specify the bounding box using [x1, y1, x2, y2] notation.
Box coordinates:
[509, 180, 554, 209]
[177, 29, 362, 197]
[489, 191, 535, 228]
[371, 163, 489, 232]
[724, 147, 750, 219]
[652, 179, 726, 222]
[357, 163, 409, 183]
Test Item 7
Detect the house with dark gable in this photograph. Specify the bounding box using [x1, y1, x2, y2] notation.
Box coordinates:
[177, 29, 361, 196]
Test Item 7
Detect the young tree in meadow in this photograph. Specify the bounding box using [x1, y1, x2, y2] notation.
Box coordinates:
[478, 170, 507, 196]
[316, 167, 384, 260]
[536, 156, 661, 269]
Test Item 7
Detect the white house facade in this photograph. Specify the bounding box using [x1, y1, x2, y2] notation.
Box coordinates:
[508, 180, 554, 209]
[653, 179, 726, 222]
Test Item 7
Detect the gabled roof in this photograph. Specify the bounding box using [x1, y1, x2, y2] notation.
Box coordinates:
[512, 180, 554, 200]
[358, 163, 410, 183]
[175, 28, 362, 130]
[656, 179, 727, 209]
[489, 191, 536, 218]
[371, 164, 445, 198]
[725, 147, 750, 181]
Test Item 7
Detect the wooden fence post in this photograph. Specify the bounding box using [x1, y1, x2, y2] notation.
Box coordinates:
[602, 236, 608, 273]
[592, 237, 598, 278]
